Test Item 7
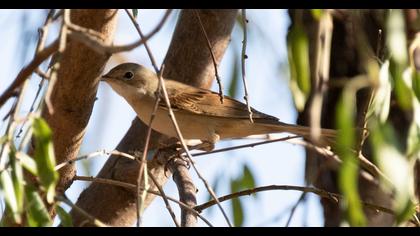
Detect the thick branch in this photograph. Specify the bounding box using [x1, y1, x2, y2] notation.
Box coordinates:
[40, 9, 118, 208]
[71, 9, 238, 226]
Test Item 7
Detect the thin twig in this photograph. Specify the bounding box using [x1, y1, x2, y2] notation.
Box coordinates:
[308, 10, 333, 142]
[55, 149, 136, 171]
[0, 39, 59, 107]
[125, 9, 231, 227]
[15, 9, 56, 140]
[68, 9, 172, 56]
[44, 9, 70, 114]
[73, 175, 213, 227]
[124, 9, 166, 227]
[285, 192, 306, 227]
[147, 170, 180, 227]
[192, 135, 301, 157]
[193, 184, 396, 216]
[193, 10, 224, 103]
[56, 195, 107, 227]
[240, 9, 253, 123]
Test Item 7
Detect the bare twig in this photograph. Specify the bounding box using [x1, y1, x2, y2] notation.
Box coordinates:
[44, 9, 70, 114]
[73, 175, 213, 227]
[147, 170, 180, 227]
[192, 135, 301, 158]
[56, 195, 107, 227]
[285, 192, 306, 227]
[0, 40, 59, 107]
[55, 149, 136, 171]
[308, 10, 333, 142]
[68, 9, 172, 56]
[240, 9, 253, 123]
[194, 184, 395, 216]
[124, 9, 167, 226]
[193, 10, 224, 103]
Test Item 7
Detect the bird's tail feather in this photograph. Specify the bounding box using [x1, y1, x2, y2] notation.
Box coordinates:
[261, 122, 337, 146]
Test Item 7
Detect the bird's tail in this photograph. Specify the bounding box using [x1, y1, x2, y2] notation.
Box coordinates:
[261, 121, 337, 146]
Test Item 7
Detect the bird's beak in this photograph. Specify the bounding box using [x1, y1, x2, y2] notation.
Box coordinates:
[100, 74, 112, 82]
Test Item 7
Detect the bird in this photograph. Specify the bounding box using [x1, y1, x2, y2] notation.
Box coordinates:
[101, 63, 337, 151]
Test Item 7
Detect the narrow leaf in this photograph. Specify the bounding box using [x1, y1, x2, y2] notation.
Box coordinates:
[0, 171, 21, 223]
[287, 24, 311, 111]
[25, 185, 52, 227]
[15, 152, 38, 176]
[336, 90, 366, 226]
[230, 180, 244, 226]
[32, 117, 58, 204]
[56, 205, 73, 227]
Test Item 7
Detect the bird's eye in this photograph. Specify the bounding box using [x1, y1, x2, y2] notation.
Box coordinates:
[123, 71, 134, 80]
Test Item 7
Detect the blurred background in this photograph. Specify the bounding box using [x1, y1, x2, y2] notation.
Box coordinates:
[0, 9, 324, 226]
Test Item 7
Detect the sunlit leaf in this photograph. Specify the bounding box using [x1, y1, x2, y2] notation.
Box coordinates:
[32, 117, 58, 204]
[387, 9, 407, 65]
[367, 60, 391, 123]
[56, 205, 73, 227]
[0, 170, 21, 223]
[15, 152, 37, 176]
[336, 90, 366, 226]
[230, 180, 244, 226]
[287, 24, 311, 111]
[9, 146, 24, 218]
[25, 185, 52, 227]
[369, 121, 416, 223]
[310, 9, 323, 20]
[407, 97, 420, 158]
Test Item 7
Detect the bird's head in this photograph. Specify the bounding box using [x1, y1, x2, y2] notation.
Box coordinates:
[101, 63, 158, 99]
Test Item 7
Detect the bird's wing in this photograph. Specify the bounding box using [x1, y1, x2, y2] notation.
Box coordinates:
[158, 80, 279, 123]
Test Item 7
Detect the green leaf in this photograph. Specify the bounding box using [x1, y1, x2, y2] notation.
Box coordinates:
[287, 24, 311, 111]
[9, 147, 24, 218]
[16, 152, 38, 176]
[336, 90, 366, 226]
[25, 185, 52, 227]
[242, 164, 256, 196]
[412, 70, 420, 103]
[390, 60, 412, 110]
[0, 170, 21, 223]
[230, 180, 244, 226]
[310, 9, 323, 20]
[407, 97, 420, 158]
[56, 205, 73, 227]
[32, 117, 58, 204]
[132, 9, 138, 18]
[369, 121, 416, 223]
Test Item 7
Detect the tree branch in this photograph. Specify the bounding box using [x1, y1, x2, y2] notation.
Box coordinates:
[71, 9, 238, 226]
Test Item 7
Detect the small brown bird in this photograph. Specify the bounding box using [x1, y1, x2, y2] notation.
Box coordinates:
[101, 63, 336, 150]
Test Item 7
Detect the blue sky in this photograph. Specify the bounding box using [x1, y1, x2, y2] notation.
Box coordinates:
[0, 9, 324, 226]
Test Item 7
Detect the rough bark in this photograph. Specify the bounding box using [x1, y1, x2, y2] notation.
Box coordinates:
[42, 9, 118, 207]
[70, 9, 238, 226]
